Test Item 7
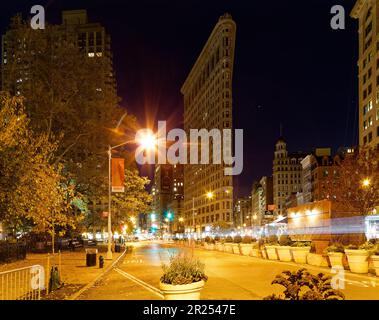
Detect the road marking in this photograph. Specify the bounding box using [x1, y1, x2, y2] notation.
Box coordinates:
[114, 268, 164, 299]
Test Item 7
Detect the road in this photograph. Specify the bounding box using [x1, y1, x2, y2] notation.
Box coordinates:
[78, 241, 379, 300]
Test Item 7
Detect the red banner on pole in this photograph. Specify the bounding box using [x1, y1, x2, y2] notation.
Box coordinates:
[112, 158, 125, 192]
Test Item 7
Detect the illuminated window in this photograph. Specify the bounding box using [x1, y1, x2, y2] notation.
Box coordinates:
[96, 52, 103, 57]
[88, 52, 95, 57]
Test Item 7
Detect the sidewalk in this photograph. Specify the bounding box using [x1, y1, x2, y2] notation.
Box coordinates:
[0, 248, 124, 300]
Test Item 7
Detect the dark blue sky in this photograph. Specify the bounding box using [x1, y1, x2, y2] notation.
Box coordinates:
[1, 0, 359, 196]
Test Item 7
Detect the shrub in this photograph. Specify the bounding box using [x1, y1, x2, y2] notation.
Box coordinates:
[214, 235, 220, 242]
[160, 253, 208, 285]
[225, 236, 233, 243]
[233, 235, 242, 243]
[291, 241, 311, 247]
[204, 236, 211, 243]
[263, 268, 345, 300]
[359, 242, 376, 251]
[279, 235, 292, 246]
[267, 235, 278, 245]
[242, 236, 252, 244]
[324, 243, 344, 254]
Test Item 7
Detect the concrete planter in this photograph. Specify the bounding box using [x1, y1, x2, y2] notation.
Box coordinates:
[265, 246, 278, 260]
[327, 252, 344, 269]
[260, 248, 268, 259]
[159, 280, 205, 300]
[208, 243, 215, 251]
[291, 247, 310, 264]
[251, 248, 260, 257]
[224, 243, 233, 253]
[215, 242, 224, 252]
[239, 244, 252, 256]
[371, 255, 379, 276]
[231, 243, 241, 254]
[307, 253, 329, 267]
[345, 249, 370, 274]
[276, 246, 293, 262]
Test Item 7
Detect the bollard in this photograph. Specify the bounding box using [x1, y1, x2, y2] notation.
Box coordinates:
[99, 255, 104, 268]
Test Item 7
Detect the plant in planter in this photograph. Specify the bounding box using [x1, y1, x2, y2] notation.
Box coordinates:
[251, 241, 260, 257]
[290, 241, 311, 264]
[324, 243, 345, 269]
[160, 253, 208, 300]
[232, 235, 242, 254]
[265, 235, 279, 260]
[224, 236, 234, 253]
[371, 244, 379, 276]
[263, 268, 345, 300]
[240, 236, 253, 256]
[276, 235, 293, 262]
[204, 236, 211, 250]
[344, 242, 375, 274]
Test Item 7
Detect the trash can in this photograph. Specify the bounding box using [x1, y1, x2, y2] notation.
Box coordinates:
[86, 248, 98, 267]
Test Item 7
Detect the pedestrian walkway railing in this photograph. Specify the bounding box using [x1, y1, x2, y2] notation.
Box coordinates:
[0, 265, 44, 300]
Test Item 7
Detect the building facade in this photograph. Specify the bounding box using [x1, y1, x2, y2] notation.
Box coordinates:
[273, 137, 305, 216]
[351, 1, 379, 149]
[151, 164, 184, 233]
[234, 196, 252, 227]
[181, 13, 236, 233]
[1, 10, 115, 96]
[251, 176, 274, 226]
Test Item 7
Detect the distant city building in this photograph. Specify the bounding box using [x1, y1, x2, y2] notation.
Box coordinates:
[234, 196, 252, 227]
[1, 9, 116, 96]
[301, 148, 334, 203]
[272, 137, 305, 216]
[251, 176, 274, 226]
[181, 13, 236, 233]
[151, 164, 184, 233]
[351, 1, 379, 149]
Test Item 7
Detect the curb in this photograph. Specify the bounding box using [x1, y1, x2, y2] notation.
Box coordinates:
[66, 249, 128, 300]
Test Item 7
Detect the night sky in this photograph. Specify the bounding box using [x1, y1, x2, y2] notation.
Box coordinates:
[1, 0, 359, 196]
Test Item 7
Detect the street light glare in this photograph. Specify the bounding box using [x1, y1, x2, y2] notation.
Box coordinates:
[206, 192, 214, 199]
[362, 178, 371, 187]
[137, 132, 157, 151]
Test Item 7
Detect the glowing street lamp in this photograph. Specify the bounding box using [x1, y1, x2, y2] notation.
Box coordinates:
[362, 178, 371, 188]
[206, 191, 214, 199]
[106, 120, 156, 260]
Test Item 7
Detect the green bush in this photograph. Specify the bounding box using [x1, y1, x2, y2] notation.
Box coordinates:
[263, 268, 345, 300]
[204, 236, 211, 243]
[325, 243, 345, 253]
[214, 235, 220, 242]
[234, 235, 242, 243]
[279, 235, 292, 246]
[160, 253, 208, 285]
[291, 241, 311, 247]
[242, 236, 252, 244]
[225, 236, 233, 243]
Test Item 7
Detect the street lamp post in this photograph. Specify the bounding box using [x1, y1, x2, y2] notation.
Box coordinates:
[105, 115, 156, 260]
[107, 145, 113, 259]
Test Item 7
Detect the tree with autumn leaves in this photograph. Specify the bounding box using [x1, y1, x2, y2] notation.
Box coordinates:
[0, 15, 151, 242]
[0, 93, 82, 240]
[323, 147, 379, 217]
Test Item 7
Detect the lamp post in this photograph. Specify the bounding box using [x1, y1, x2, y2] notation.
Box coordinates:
[106, 116, 156, 260]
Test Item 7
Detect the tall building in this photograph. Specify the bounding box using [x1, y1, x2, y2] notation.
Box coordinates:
[301, 148, 334, 203]
[273, 137, 305, 216]
[1, 10, 115, 95]
[351, 1, 379, 149]
[151, 164, 184, 233]
[234, 196, 252, 227]
[251, 176, 274, 226]
[181, 13, 236, 233]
